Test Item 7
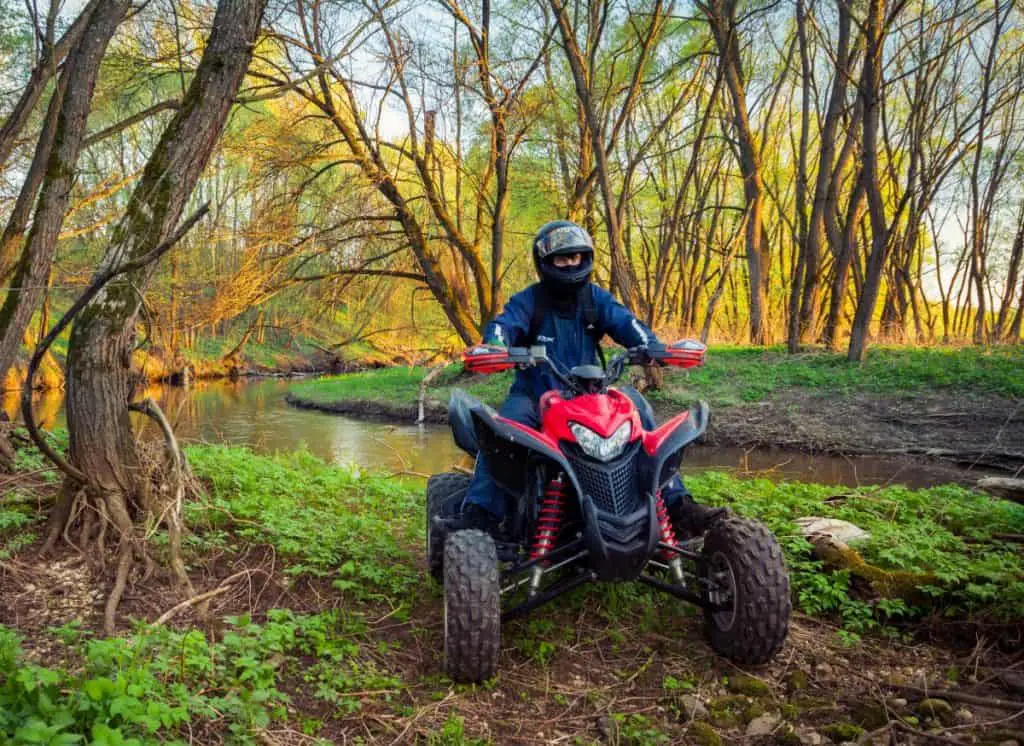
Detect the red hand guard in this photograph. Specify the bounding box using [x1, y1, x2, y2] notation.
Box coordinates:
[463, 345, 515, 374]
[660, 340, 706, 369]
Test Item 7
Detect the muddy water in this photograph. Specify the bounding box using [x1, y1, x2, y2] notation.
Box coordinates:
[7, 377, 973, 488]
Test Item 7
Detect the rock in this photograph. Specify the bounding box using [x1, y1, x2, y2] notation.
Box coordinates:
[918, 698, 954, 726]
[976, 476, 1024, 504]
[727, 673, 772, 697]
[886, 697, 909, 711]
[815, 662, 834, 677]
[689, 722, 722, 746]
[747, 714, 782, 737]
[955, 708, 974, 724]
[796, 516, 871, 543]
[796, 730, 823, 746]
[680, 695, 710, 722]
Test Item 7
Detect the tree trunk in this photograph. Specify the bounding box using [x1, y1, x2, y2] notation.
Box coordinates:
[822, 174, 866, 350]
[67, 0, 266, 481]
[58, 0, 266, 631]
[800, 1, 855, 348]
[787, 0, 812, 353]
[847, 0, 887, 362]
[705, 0, 770, 344]
[0, 0, 100, 172]
[548, 0, 650, 314]
[994, 203, 1024, 340]
[0, 0, 130, 390]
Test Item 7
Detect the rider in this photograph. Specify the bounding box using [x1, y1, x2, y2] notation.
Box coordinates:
[458, 219, 726, 538]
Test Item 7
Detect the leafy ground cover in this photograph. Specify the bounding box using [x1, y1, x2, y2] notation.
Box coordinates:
[0, 435, 1021, 744]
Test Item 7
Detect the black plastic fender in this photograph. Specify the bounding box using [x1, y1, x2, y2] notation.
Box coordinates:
[470, 405, 585, 500]
[448, 389, 483, 457]
[578, 491, 662, 582]
[646, 401, 710, 494]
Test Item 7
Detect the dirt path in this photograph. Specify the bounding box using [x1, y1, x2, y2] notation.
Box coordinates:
[699, 390, 1024, 474]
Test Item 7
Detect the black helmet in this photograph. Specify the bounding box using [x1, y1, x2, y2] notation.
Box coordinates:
[532, 220, 594, 294]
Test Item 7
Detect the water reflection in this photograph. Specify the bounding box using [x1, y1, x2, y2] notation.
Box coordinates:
[7, 378, 972, 488]
[9, 379, 470, 475]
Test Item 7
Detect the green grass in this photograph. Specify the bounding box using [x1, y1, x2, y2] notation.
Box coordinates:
[185, 444, 425, 602]
[287, 345, 1024, 413]
[184, 334, 323, 371]
[650, 345, 1024, 408]
[287, 366, 512, 409]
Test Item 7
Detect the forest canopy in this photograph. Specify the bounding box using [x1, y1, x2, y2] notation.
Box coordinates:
[1, 0, 1023, 377]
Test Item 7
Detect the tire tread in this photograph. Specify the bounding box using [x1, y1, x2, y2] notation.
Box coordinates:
[443, 529, 500, 682]
[702, 517, 791, 664]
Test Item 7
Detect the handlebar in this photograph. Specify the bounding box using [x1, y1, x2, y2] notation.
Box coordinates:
[463, 339, 706, 392]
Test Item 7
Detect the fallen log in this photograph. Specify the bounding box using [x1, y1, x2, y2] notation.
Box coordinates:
[806, 534, 936, 601]
[976, 477, 1024, 505]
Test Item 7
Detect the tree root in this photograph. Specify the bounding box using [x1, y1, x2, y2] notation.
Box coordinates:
[105, 539, 134, 635]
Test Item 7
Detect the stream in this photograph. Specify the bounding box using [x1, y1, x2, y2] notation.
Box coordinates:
[6, 376, 974, 488]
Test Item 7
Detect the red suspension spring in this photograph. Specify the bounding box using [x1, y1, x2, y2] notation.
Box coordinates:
[655, 491, 679, 559]
[530, 476, 568, 561]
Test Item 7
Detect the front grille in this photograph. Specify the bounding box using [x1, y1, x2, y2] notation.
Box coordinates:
[567, 442, 642, 515]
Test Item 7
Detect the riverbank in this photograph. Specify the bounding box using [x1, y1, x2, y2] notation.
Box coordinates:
[0, 334, 387, 393]
[286, 346, 1024, 473]
[0, 437, 1021, 744]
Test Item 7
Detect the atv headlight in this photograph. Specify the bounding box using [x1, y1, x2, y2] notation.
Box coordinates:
[569, 421, 632, 462]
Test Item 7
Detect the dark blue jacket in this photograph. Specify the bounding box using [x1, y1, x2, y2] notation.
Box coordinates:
[483, 283, 659, 400]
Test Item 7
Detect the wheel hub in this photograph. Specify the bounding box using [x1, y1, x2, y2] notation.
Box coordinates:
[707, 551, 738, 630]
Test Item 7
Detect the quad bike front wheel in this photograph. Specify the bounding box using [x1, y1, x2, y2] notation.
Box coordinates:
[426, 471, 471, 582]
[443, 529, 501, 683]
[700, 517, 791, 664]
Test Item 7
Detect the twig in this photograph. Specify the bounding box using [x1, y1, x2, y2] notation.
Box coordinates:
[155, 569, 267, 625]
[417, 362, 450, 424]
[890, 684, 1024, 711]
[388, 691, 455, 746]
[892, 720, 967, 745]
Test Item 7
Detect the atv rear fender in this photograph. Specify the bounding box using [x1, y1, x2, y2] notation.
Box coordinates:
[449, 389, 483, 457]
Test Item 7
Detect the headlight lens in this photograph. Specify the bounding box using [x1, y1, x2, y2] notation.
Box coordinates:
[569, 421, 632, 461]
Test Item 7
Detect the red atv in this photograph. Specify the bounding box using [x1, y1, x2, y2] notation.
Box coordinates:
[426, 342, 790, 682]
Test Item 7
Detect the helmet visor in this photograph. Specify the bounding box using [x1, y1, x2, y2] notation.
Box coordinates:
[537, 225, 594, 258]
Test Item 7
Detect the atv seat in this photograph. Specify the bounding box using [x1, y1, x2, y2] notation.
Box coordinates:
[449, 388, 487, 457]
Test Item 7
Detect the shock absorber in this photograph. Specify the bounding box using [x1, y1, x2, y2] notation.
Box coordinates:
[528, 474, 568, 596]
[655, 491, 686, 584]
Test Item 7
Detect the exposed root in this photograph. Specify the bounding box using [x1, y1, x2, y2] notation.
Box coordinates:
[41, 481, 78, 554]
[104, 539, 134, 635]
